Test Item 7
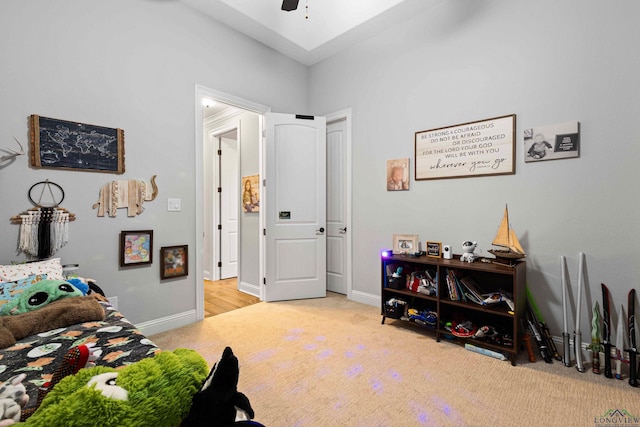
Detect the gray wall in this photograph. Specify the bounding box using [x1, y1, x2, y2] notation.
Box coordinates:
[309, 0, 640, 338]
[0, 0, 308, 324]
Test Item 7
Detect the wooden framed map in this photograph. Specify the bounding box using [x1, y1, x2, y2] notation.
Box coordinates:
[29, 115, 125, 174]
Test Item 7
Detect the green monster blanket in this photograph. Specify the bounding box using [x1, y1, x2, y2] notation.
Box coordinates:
[23, 348, 208, 427]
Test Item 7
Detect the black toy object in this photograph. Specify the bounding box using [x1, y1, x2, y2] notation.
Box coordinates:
[182, 346, 264, 427]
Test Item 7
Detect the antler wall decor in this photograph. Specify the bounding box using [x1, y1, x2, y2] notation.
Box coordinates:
[0, 138, 25, 163]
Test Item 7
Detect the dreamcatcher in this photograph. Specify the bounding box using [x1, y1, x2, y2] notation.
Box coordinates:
[10, 180, 75, 259]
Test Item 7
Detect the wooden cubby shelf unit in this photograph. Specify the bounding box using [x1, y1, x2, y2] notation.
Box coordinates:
[381, 253, 526, 365]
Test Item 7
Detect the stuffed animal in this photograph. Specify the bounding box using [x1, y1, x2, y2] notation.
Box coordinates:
[183, 346, 263, 427]
[64, 278, 89, 296]
[0, 374, 29, 426]
[22, 348, 209, 427]
[460, 241, 478, 263]
[0, 296, 105, 349]
[0, 280, 83, 316]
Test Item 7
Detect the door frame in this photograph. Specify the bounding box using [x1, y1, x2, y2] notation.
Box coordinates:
[210, 123, 240, 282]
[194, 84, 270, 321]
[326, 108, 353, 299]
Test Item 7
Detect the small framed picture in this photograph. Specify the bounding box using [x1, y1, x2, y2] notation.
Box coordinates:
[524, 121, 580, 162]
[426, 241, 442, 258]
[392, 234, 419, 255]
[387, 158, 410, 191]
[160, 245, 189, 279]
[120, 230, 153, 267]
[242, 174, 260, 213]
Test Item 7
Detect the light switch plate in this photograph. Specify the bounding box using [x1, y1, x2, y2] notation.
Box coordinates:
[167, 198, 182, 211]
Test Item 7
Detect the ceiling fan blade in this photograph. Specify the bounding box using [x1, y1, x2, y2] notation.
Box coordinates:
[281, 0, 299, 12]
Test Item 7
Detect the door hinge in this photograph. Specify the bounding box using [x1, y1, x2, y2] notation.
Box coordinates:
[263, 228, 266, 236]
[263, 179, 266, 187]
[217, 187, 222, 193]
[217, 149, 222, 156]
[262, 129, 266, 138]
[217, 224, 222, 230]
[263, 277, 266, 285]
[218, 262, 222, 268]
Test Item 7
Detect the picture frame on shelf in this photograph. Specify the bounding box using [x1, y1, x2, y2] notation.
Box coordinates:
[119, 230, 153, 267]
[392, 234, 419, 255]
[160, 245, 189, 279]
[426, 241, 442, 258]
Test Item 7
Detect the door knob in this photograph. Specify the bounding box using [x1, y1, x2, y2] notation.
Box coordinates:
[316, 227, 325, 233]
[339, 227, 347, 234]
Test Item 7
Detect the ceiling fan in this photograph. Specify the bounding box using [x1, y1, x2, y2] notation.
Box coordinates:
[281, 0, 299, 12]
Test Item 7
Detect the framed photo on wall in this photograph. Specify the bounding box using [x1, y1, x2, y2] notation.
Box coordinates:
[387, 158, 410, 191]
[119, 230, 153, 267]
[524, 121, 580, 162]
[160, 245, 188, 279]
[242, 174, 260, 213]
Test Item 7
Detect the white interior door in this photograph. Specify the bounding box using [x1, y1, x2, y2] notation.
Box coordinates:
[326, 118, 349, 294]
[264, 113, 326, 302]
[220, 134, 239, 279]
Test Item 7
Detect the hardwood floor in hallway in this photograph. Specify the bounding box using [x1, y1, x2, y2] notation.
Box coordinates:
[204, 278, 260, 318]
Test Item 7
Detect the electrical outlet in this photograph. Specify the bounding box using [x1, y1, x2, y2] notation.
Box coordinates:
[167, 198, 182, 211]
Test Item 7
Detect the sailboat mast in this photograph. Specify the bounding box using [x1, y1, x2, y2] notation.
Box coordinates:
[505, 204, 512, 247]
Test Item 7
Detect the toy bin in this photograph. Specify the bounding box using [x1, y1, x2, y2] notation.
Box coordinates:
[386, 275, 405, 290]
[384, 298, 407, 319]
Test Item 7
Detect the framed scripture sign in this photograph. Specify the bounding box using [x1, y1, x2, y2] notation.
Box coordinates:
[29, 115, 125, 174]
[415, 114, 515, 180]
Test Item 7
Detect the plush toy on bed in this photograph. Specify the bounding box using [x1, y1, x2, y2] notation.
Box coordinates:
[0, 374, 29, 426]
[21, 348, 209, 427]
[0, 280, 83, 316]
[183, 346, 263, 427]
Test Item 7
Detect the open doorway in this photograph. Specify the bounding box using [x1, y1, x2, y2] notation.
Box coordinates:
[194, 85, 353, 318]
[202, 99, 263, 298]
[212, 126, 239, 280]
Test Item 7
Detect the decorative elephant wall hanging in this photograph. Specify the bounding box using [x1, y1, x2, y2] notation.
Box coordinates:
[93, 175, 158, 217]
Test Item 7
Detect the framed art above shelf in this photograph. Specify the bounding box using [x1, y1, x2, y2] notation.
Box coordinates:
[414, 114, 515, 181]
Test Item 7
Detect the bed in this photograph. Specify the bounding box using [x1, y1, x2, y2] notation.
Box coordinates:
[0, 258, 160, 417]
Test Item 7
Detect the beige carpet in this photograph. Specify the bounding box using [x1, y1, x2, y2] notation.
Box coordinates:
[149, 293, 639, 427]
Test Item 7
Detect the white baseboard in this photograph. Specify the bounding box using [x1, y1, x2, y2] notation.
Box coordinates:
[550, 334, 616, 371]
[349, 289, 380, 307]
[239, 280, 260, 298]
[136, 309, 198, 337]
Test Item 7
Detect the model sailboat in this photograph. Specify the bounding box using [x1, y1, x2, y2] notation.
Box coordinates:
[488, 205, 526, 265]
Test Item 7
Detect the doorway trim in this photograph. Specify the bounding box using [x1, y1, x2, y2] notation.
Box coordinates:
[326, 108, 354, 300]
[209, 123, 240, 282]
[195, 84, 270, 320]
